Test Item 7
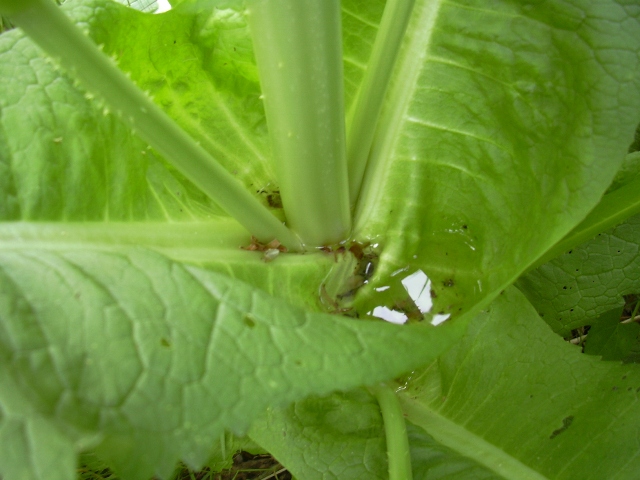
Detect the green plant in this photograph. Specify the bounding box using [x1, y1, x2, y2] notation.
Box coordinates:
[1, 0, 640, 479]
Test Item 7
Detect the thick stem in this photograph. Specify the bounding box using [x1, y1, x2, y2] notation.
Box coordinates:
[1, 0, 302, 250]
[246, 0, 351, 246]
[370, 384, 414, 480]
[529, 175, 640, 271]
[346, 0, 416, 206]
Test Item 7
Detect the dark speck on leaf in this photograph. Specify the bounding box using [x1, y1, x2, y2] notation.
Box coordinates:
[550, 416, 574, 439]
[462, 224, 468, 229]
[161, 338, 171, 347]
[443, 279, 454, 287]
[244, 316, 256, 328]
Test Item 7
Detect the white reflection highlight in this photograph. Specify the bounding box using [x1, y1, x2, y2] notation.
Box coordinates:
[370, 269, 452, 326]
[401, 270, 432, 313]
[370, 306, 407, 324]
[431, 313, 450, 326]
[155, 0, 172, 13]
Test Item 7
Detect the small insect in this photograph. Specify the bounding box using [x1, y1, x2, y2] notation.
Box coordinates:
[240, 236, 287, 262]
[262, 248, 280, 263]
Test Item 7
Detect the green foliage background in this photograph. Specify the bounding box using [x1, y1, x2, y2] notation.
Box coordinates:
[0, 0, 640, 478]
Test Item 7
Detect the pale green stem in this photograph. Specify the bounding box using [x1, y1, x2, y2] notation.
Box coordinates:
[246, 0, 351, 246]
[1, 0, 302, 250]
[529, 175, 640, 271]
[370, 384, 414, 480]
[347, 0, 416, 206]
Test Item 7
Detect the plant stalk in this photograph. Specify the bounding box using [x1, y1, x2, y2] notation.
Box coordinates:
[0, 0, 302, 250]
[346, 0, 416, 206]
[246, 0, 351, 246]
[370, 384, 414, 480]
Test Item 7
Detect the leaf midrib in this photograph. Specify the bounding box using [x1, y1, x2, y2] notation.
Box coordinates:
[399, 392, 549, 480]
[353, 0, 442, 233]
[0, 220, 258, 262]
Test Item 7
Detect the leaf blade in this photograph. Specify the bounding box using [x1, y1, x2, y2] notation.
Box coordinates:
[402, 287, 640, 479]
[0, 247, 466, 479]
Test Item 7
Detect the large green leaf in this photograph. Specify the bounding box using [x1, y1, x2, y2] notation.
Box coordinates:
[401, 287, 640, 479]
[352, 0, 640, 322]
[1, 0, 640, 478]
[0, 247, 464, 480]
